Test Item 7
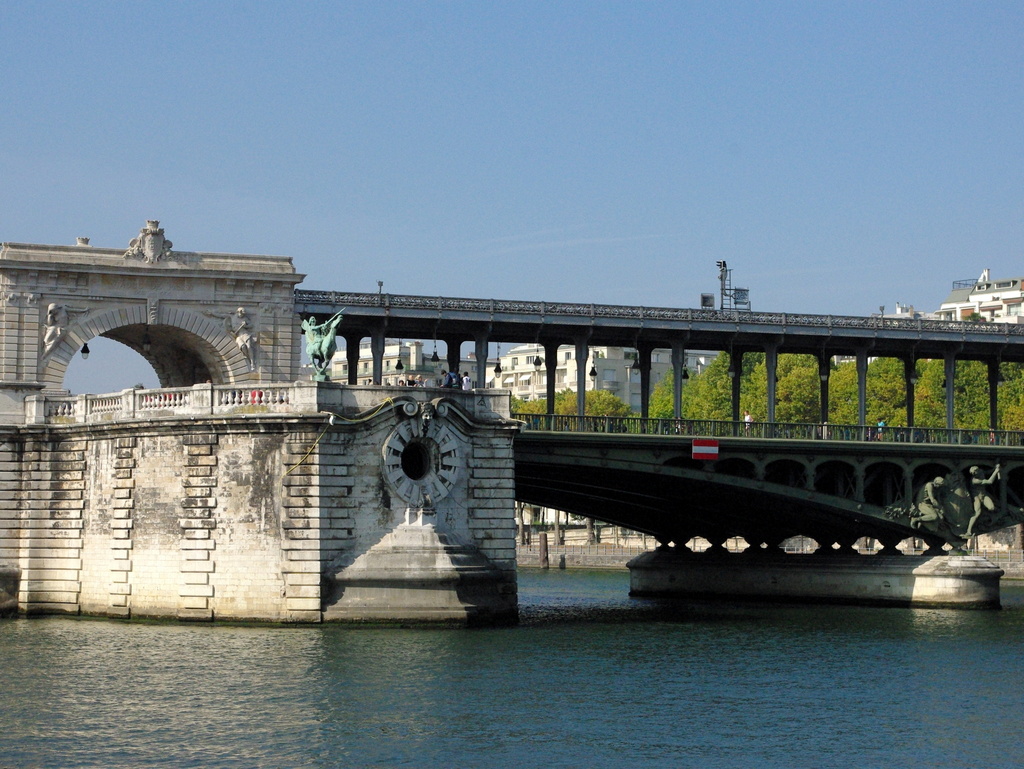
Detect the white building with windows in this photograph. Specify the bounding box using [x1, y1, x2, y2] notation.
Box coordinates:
[935, 269, 1024, 323]
[488, 344, 714, 412]
[331, 340, 445, 386]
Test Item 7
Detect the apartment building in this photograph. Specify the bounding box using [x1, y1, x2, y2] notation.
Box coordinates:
[935, 269, 1024, 323]
[491, 343, 714, 411]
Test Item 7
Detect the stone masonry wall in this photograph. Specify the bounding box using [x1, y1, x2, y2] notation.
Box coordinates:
[1, 389, 520, 623]
[19, 433, 87, 614]
[0, 432, 21, 570]
[466, 432, 518, 575]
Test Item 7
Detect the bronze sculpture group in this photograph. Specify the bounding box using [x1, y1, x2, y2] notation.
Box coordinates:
[903, 463, 1024, 544]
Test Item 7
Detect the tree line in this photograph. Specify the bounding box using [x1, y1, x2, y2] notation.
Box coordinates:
[514, 353, 1024, 429]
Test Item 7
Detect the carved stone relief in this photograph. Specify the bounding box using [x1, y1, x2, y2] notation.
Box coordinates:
[124, 220, 175, 263]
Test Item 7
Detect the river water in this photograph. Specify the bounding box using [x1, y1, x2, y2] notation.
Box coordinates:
[2, 569, 1024, 769]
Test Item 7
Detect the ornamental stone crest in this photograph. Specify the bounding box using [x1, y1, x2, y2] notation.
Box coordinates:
[124, 220, 174, 263]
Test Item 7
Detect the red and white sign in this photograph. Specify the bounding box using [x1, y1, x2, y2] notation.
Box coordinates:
[691, 438, 719, 460]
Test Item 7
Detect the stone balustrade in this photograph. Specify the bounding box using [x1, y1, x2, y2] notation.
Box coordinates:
[25, 382, 512, 425]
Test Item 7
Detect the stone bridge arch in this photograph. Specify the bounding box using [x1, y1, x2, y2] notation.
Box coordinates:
[0, 222, 305, 422]
[39, 305, 252, 388]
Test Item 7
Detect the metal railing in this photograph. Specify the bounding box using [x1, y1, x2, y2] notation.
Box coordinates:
[514, 413, 1024, 447]
[295, 289, 1024, 338]
[971, 549, 1024, 566]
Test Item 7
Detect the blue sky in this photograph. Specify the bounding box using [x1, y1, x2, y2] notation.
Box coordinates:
[2, 2, 1022, 391]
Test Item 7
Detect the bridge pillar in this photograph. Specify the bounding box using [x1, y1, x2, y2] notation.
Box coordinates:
[474, 334, 490, 389]
[638, 343, 654, 419]
[904, 357, 917, 427]
[944, 353, 957, 430]
[818, 354, 831, 426]
[988, 360, 1001, 431]
[729, 350, 743, 424]
[370, 326, 387, 384]
[543, 341, 560, 412]
[765, 343, 778, 425]
[628, 549, 1003, 609]
[856, 349, 869, 428]
[573, 336, 590, 416]
[344, 333, 362, 385]
[671, 343, 686, 419]
[442, 336, 465, 385]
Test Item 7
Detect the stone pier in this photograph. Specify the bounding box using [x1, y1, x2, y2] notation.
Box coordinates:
[628, 548, 1003, 609]
[0, 383, 520, 625]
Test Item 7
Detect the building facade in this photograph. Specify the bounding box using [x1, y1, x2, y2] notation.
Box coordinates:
[935, 269, 1024, 323]
[489, 343, 714, 412]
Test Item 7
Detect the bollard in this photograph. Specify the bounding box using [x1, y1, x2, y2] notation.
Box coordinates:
[539, 532, 549, 569]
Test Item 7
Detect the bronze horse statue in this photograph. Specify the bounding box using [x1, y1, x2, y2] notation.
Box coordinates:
[301, 311, 345, 381]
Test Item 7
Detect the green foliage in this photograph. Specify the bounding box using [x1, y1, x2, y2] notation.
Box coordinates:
[514, 390, 632, 416]
[827, 361, 859, 424]
[999, 363, 1024, 430]
[866, 356, 908, 427]
[594, 351, 1024, 431]
[748, 354, 821, 423]
[912, 359, 946, 428]
[553, 388, 633, 416]
[681, 353, 734, 420]
[511, 395, 547, 414]
[648, 372, 675, 419]
[952, 360, 990, 430]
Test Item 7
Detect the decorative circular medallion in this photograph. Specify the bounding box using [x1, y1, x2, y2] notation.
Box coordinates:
[382, 418, 463, 507]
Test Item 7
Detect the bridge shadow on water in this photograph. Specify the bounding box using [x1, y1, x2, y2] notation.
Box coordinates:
[515, 567, 1024, 634]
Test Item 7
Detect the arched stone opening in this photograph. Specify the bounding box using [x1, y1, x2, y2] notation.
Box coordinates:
[104, 324, 221, 387]
[41, 308, 239, 390]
